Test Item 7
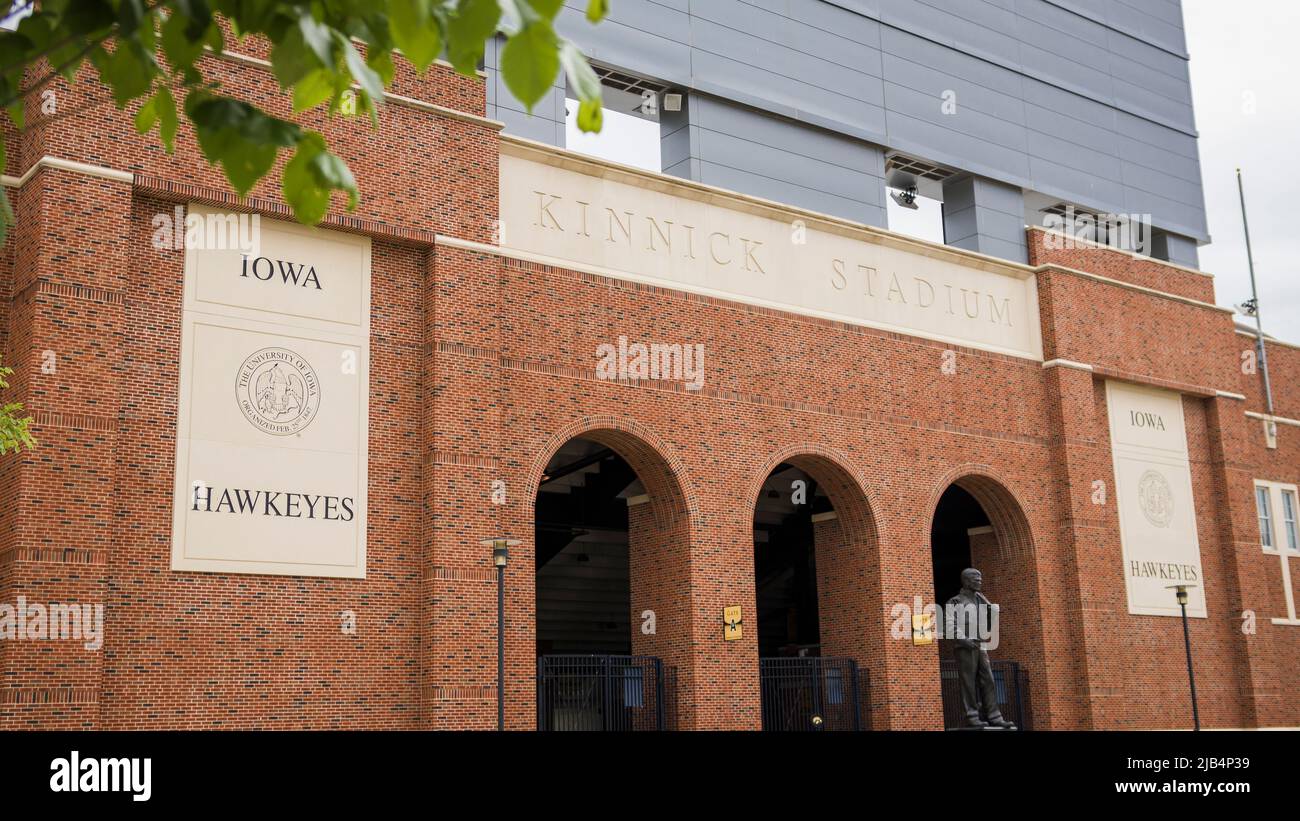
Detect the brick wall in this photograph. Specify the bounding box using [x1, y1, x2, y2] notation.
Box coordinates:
[0, 40, 1295, 731]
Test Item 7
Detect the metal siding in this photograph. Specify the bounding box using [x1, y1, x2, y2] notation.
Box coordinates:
[687, 96, 887, 223]
[489, 0, 1207, 243]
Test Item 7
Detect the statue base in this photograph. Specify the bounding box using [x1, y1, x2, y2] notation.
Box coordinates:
[945, 724, 1018, 731]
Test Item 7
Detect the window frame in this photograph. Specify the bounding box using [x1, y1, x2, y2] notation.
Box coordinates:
[1282, 488, 1299, 553]
[1255, 480, 1299, 553]
[1257, 485, 1274, 549]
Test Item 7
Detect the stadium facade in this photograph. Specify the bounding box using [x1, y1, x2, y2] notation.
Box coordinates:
[1, 1, 1296, 730]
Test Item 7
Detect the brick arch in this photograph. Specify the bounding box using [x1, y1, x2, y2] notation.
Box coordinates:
[747, 443, 886, 728]
[925, 463, 1047, 728]
[526, 415, 697, 532]
[924, 463, 1035, 563]
[746, 443, 880, 542]
[527, 415, 701, 726]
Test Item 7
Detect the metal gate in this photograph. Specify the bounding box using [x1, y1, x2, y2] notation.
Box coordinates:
[759, 657, 866, 731]
[537, 655, 673, 731]
[939, 657, 1032, 730]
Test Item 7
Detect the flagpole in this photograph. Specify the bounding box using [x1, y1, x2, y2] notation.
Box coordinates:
[1237, 168, 1276, 432]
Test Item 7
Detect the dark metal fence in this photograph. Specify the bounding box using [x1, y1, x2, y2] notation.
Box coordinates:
[537, 655, 672, 731]
[759, 657, 866, 731]
[939, 657, 1032, 730]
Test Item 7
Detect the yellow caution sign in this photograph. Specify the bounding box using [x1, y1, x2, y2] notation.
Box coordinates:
[723, 606, 743, 641]
[912, 613, 936, 645]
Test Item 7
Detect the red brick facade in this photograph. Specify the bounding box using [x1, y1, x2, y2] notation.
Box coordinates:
[1, 48, 1296, 730]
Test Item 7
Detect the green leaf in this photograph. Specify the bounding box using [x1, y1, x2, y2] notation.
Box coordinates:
[116, 0, 148, 37]
[311, 149, 359, 210]
[134, 92, 157, 134]
[446, 0, 500, 75]
[283, 133, 331, 224]
[50, 41, 93, 81]
[497, 0, 538, 35]
[366, 48, 396, 87]
[292, 68, 335, 112]
[188, 94, 302, 196]
[559, 41, 599, 101]
[388, 0, 443, 72]
[297, 15, 336, 67]
[172, 0, 214, 40]
[341, 37, 383, 108]
[576, 96, 602, 132]
[282, 131, 358, 224]
[6, 101, 23, 130]
[586, 0, 609, 23]
[270, 24, 320, 88]
[91, 41, 158, 107]
[156, 85, 178, 152]
[161, 11, 208, 73]
[500, 21, 559, 111]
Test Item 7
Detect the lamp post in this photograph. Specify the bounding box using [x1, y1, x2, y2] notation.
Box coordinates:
[481, 538, 520, 731]
[1167, 584, 1200, 731]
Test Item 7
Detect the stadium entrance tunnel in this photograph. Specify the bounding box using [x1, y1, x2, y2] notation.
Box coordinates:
[928, 475, 1042, 730]
[532, 431, 690, 730]
[751, 455, 880, 731]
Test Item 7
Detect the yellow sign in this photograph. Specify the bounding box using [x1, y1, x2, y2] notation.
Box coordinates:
[723, 606, 743, 641]
[912, 613, 935, 646]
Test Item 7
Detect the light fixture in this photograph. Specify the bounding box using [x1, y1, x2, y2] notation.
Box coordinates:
[1235, 298, 1258, 317]
[1166, 583, 1200, 731]
[481, 538, 521, 730]
[890, 186, 919, 210]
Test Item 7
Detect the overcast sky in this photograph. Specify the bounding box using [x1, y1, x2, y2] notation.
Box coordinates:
[1185, 1, 1300, 340]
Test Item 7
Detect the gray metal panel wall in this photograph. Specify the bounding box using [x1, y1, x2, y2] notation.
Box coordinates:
[943, 174, 1030, 263]
[662, 95, 888, 226]
[488, 0, 1208, 245]
[484, 35, 567, 146]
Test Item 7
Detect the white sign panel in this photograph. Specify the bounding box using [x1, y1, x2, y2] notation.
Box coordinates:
[1106, 381, 1206, 617]
[171, 205, 370, 578]
[499, 144, 1043, 360]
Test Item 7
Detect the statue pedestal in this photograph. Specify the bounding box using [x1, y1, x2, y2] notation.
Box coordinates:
[945, 725, 1018, 731]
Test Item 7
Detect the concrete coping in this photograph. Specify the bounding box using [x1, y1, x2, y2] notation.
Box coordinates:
[1025, 225, 1213, 279]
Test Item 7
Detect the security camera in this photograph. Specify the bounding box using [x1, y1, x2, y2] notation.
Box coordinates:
[1235, 299, 1258, 317]
[890, 186, 919, 210]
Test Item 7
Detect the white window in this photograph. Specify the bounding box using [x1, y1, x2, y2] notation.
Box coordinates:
[887, 190, 945, 243]
[1255, 480, 1300, 552]
[1255, 480, 1300, 626]
[1282, 489, 1298, 552]
[1257, 486, 1274, 548]
[564, 101, 661, 173]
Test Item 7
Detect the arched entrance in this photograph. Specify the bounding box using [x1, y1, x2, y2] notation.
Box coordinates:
[531, 424, 693, 731]
[928, 471, 1042, 730]
[750, 451, 879, 731]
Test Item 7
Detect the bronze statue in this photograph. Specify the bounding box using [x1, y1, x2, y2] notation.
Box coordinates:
[947, 568, 1016, 729]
